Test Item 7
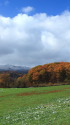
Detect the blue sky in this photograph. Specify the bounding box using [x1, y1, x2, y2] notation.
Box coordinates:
[0, 0, 70, 17]
[0, 0, 70, 66]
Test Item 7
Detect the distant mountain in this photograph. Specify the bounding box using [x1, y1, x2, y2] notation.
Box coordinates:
[0, 64, 30, 73]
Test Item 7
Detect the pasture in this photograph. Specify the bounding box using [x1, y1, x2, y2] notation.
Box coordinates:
[0, 85, 70, 125]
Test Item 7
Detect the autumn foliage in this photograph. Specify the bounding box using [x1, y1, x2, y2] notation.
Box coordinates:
[0, 62, 70, 88]
[26, 62, 70, 86]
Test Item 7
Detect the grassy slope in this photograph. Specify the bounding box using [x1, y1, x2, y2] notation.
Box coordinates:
[0, 85, 70, 125]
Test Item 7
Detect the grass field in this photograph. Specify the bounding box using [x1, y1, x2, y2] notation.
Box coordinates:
[0, 85, 70, 125]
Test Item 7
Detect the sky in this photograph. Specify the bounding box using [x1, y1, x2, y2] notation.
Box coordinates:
[0, 0, 70, 66]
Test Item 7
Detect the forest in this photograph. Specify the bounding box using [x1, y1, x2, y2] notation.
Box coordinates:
[0, 62, 70, 88]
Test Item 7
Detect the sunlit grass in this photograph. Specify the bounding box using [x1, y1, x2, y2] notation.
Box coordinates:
[0, 85, 70, 125]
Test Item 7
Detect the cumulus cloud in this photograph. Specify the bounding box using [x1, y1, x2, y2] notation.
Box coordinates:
[0, 11, 70, 66]
[21, 6, 34, 13]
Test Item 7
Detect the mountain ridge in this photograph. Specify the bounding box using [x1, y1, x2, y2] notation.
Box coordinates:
[0, 64, 30, 71]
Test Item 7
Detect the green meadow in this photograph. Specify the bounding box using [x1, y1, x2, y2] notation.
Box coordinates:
[0, 85, 70, 125]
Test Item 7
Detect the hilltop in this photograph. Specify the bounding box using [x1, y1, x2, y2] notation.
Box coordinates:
[16, 62, 70, 87]
[0, 62, 70, 88]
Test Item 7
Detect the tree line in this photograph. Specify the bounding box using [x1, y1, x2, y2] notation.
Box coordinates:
[0, 62, 70, 88]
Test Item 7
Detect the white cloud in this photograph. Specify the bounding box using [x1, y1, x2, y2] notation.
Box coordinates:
[0, 11, 70, 66]
[21, 6, 34, 13]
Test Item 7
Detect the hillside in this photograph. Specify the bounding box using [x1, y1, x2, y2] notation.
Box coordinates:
[23, 62, 70, 87]
[0, 62, 70, 88]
